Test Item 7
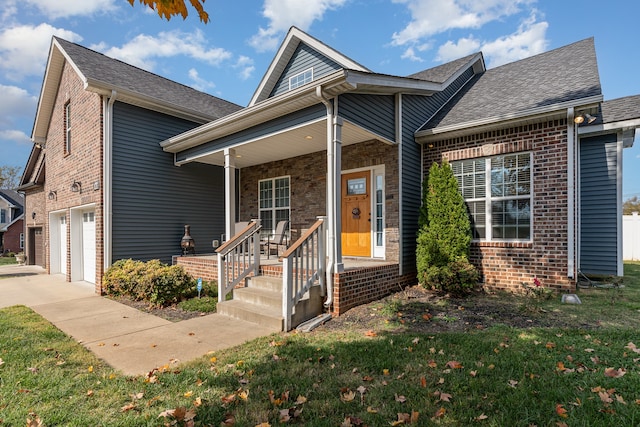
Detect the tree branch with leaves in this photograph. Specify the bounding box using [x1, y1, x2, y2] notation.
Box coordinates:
[128, 0, 209, 23]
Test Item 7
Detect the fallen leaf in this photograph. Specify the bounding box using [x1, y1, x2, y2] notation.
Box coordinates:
[469, 370, 478, 377]
[546, 342, 556, 349]
[439, 392, 452, 402]
[26, 415, 43, 427]
[394, 393, 406, 403]
[364, 330, 377, 337]
[366, 406, 378, 413]
[295, 395, 307, 404]
[87, 365, 93, 373]
[383, 369, 390, 376]
[420, 376, 427, 388]
[433, 407, 446, 418]
[362, 375, 374, 381]
[556, 404, 568, 418]
[474, 413, 488, 421]
[194, 397, 202, 407]
[446, 361, 463, 369]
[220, 413, 235, 426]
[604, 367, 626, 378]
[130, 392, 144, 400]
[121, 403, 136, 412]
[616, 394, 627, 405]
[86, 390, 94, 397]
[599, 391, 614, 404]
[508, 380, 518, 388]
[341, 390, 356, 402]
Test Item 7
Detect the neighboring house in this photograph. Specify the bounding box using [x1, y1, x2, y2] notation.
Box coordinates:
[19, 37, 242, 291]
[163, 27, 640, 319]
[0, 189, 24, 254]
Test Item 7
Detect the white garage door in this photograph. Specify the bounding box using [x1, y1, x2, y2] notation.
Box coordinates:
[60, 215, 67, 275]
[82, 211, 96, 284]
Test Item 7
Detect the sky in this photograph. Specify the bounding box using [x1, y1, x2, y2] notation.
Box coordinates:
[1, 0, 639, 198]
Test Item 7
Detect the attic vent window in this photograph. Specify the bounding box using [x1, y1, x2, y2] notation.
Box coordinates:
[289, 68, 313, 90]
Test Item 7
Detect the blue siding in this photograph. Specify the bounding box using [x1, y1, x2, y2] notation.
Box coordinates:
[340, 94, 395, 142]
[403, 67, 476, 274]
[112, 102, 225, 264]
[579, 134, 618, 276]
[270, 44, 341, 98]
[177, 104, 326, 163]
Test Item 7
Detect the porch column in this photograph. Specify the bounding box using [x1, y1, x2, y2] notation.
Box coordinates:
[333, 116, 343, 272]
[224, 148, 236, 240]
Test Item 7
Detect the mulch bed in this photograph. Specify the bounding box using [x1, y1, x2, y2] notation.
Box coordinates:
[107, 296, 208, 322]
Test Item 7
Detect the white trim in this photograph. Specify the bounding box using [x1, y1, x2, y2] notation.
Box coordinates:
[567, 107, 576, 279]
[69, 203, 96, 283]
[103, 91, 116, 272]
[578, 118, 640, 136]
[416, 95, 603, 141]
[617, 136, 624, 276]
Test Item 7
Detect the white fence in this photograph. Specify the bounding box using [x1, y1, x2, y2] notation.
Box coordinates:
[623, 213, 640, 260]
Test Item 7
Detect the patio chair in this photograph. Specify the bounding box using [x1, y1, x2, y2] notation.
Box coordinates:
[261, 220, 289, 258]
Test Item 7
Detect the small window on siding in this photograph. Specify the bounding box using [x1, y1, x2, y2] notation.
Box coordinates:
[289, 68, 313, 90]
[20, 232, 24, 249]
[64, 101, 71, 154]
[0, 209, 6, 223]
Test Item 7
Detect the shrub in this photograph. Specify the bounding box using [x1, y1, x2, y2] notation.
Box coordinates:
[422, 256, 479, 296]
[417, 160, 478, 295]
[103, 259, 195, 307]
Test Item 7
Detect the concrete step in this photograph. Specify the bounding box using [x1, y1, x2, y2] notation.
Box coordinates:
[234, 286, 281, 310]
[247, 275, 282, 292]
[217, 299, 283, 331]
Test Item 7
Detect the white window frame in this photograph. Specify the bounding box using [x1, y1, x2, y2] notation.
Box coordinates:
[289, 68, 313, 90]
[452, 152, 533, 242]
[65, 101, 71, 154]
[258, 176, 291, 235]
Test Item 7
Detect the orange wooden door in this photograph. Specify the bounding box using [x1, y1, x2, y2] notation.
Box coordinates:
[341, 171, 371, 257]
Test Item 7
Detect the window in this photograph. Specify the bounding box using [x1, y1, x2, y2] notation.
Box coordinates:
[289, 68, 313, 90]
[20, 232, 24, 249]
[0, 209, 5, 223]
[259, 176, 290, 235]
[452, 152, 532, 241]
[64, 101, 71, 154]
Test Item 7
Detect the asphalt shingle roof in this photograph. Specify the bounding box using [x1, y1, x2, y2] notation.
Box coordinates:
[422, 38, 602, 130]
[55, 37, 242, 120]
[406, 53, 480, 84]
[600, 95, 640, 124]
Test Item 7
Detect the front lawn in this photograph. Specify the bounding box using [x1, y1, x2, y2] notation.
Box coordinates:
[1, 263, 640, 426]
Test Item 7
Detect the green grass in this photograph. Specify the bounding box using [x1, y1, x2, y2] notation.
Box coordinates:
[1, 263, 640, 426]
[0, 256, 17, 266]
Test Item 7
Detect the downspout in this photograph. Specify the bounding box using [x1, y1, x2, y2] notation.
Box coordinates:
[567, 107, 575, 280]
[103, 90, 117, 274]
[316, 86, 335, 308]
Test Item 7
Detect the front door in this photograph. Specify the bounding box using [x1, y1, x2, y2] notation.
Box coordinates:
[341, 171, 371, 257]
[82, 211, 96, 284]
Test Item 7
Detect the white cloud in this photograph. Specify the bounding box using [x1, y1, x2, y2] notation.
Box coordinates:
[96, 29, 232, 71]
[187, 68, 216, 92]
[401, 46, 423, 62]
[0, 85, 38, 125]
[480, 14, 548, 67]
[391, 0, 535, 46]
[22, 0, 118, 19]
[249, 0, 348, 52]
[234, 56, 255, 80]
[0, 129, 31, 145]
[0, 23, 83, 80]
[436, 36, 481, 62]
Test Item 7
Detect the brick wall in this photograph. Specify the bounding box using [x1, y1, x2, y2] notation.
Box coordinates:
[41, 61, 104, 291]
[422, 119, 575, 292]
[2, 218, 24, 253]
[23, 187, 46, 267]
[333, 265, 416, 315]
[239, 139, 400, 261]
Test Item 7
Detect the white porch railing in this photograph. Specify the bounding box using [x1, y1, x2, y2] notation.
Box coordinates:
[216, 220, 262, 302]
[281, 216, 326, 331]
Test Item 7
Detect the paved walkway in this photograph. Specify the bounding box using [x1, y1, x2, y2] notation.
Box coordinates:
[0, 264, 279, 376]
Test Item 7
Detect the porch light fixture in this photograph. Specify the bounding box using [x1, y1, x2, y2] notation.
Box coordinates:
[305, 135, 313, 140]
[574, 113, 597, 124]
[181, 224, 196, 255]
[47, 190, 57, 200]
[70, 181, 81, 193]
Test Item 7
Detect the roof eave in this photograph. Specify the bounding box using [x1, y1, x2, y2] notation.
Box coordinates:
[85, 79, 218, 123]
[415, 95, 604, 142]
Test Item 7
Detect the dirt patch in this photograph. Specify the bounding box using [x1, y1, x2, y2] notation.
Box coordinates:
[107, 296, 208, 322]
[316, 285, 596, 334]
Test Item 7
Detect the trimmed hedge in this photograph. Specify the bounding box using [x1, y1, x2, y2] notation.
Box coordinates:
[103, 259, 196, 307]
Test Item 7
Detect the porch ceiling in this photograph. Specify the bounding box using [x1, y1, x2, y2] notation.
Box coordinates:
[182, 119, 390, 168]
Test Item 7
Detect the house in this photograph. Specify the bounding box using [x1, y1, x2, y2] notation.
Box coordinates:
[162, 27, 640, 327]
[20, 27, 640, 331]
[0, 189, 24, 254]
[18, 37, 242, 290]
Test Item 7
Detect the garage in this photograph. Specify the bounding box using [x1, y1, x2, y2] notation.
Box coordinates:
[82, 211, 96, 283]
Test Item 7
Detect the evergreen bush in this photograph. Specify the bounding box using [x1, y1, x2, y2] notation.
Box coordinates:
[103, 259, 195, 307]
[417, 160, 478, 295]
